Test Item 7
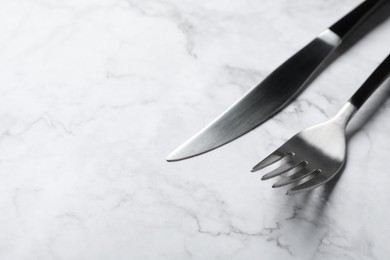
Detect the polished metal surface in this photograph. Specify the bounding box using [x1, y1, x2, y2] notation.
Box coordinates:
[318, 29, 342, 46]
[167, 0, 383, 162]
[167, 35, 338, 161]
[252, 102, 357, 194]
[252, 54, 390, 194]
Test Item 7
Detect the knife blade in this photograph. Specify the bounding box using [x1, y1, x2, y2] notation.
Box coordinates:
[167, 0, 385, 162]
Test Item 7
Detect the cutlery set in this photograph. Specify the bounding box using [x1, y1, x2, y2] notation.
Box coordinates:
[252, 55, 390, 194]
[167, 0, 390, 194]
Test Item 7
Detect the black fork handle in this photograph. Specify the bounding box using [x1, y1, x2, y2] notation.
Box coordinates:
[350, 54, 390, 109]
[329, 0, 385, 39]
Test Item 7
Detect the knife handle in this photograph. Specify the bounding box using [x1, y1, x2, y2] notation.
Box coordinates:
[329, 0, 383, 39]
[349, 54, 390, 109]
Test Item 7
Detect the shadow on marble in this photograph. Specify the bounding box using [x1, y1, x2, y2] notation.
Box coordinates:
[275, 80, 390, 226]
[299, 1, 390, 214]
[282, 174, 342, 219]
[320, 1, 390, 204]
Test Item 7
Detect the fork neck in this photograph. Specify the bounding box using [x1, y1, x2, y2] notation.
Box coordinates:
[331, 102, 358, 129]
[349, 54, 390, 109]
[333, 54, 390, 128]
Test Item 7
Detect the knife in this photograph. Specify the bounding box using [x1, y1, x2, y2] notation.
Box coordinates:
[167, 0, 385, 162]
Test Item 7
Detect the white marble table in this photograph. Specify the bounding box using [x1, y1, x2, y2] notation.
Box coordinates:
[0, 0, 389, 259]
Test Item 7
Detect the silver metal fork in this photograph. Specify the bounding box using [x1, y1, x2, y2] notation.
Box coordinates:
[251, 54, 390, 195]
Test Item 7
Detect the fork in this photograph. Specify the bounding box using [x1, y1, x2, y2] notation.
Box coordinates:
[251, 54, 390, 195]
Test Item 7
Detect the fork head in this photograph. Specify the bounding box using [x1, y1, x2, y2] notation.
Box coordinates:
[252, 119, 348, 195]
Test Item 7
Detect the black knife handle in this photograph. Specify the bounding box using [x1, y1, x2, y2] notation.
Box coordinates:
[350, 54, 390, 109]
[329, 0, 384, 38]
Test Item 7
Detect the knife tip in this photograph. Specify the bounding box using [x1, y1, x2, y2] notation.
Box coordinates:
[166, 154, 177, 162]
[166, 155, 178, 162]
[166, 149, 185, 162]
[166, 146, 204, 162]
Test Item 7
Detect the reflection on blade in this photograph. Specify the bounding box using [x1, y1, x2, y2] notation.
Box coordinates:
[167, 36, 338, 162]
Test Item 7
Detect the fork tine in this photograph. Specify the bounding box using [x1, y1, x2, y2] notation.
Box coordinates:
[261, 160, 305, 180]
[286, 170, 327, 195]
[251, 151, 292, 172]
[272, 166, 313, 188]
[261, 163, 295, 180]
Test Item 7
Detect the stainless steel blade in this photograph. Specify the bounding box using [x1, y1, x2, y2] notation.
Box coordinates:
[167, 31, 340, 161]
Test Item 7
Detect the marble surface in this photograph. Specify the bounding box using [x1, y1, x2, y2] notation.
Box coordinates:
[0, 0, 390, 259]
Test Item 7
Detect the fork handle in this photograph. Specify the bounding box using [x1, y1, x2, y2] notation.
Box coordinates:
[349, 54, 390, 109]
